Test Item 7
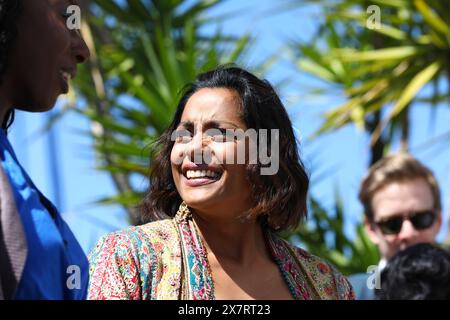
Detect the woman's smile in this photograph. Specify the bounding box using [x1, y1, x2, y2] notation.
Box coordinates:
[181, 172, 221, 187]
[181, 162, 223, 187]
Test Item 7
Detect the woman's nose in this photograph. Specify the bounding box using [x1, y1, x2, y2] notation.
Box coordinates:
[188, 130, 212, 164]
[72, 31, 91, 64]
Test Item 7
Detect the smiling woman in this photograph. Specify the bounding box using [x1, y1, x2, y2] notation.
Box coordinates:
[0, 0, 90, 300]
[87, 66, 355, 300]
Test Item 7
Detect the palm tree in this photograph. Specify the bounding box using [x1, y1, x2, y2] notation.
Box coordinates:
[285, 0, 450, 270]
[292, 0, 449, 163]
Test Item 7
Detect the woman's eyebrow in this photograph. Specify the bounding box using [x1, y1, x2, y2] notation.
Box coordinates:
[177, 121, 194, 129]
[203, 120, 240, 128]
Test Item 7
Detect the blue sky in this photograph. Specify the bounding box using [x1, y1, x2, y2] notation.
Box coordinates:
[8, 0, 450, 253]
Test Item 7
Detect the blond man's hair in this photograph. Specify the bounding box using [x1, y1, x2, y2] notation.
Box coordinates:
[359, 153, 441, 221]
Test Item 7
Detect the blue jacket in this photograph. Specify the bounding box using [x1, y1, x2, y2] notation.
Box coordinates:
[0, 130, 88, 299]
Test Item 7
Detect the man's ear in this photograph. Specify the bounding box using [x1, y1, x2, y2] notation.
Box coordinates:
[364, 216, 381, 246]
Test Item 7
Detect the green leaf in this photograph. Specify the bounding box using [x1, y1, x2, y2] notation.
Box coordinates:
[339, 46, 421, 61]
[390, 60, 441, 118]
[297, 59, 336, 82]
[371, 0, 410, 8]
[414, 0, 450, 39]
[370, 23, 407, 41]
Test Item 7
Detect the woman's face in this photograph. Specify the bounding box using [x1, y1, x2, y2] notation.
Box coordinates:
[6, 0, 89, 111]
[170, 88, 252, 217]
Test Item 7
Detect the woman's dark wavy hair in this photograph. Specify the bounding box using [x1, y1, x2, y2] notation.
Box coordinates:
[0, 0, 22, 130]
[138, 65, 310, 232]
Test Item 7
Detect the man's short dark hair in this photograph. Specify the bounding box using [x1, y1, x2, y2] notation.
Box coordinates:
[377, 243, 450, 300]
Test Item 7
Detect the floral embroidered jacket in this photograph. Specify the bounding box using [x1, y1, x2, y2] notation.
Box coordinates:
[88, 218, 355, 300]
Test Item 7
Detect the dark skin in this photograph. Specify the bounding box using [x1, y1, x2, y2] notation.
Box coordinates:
[0, 0, 90, 123]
